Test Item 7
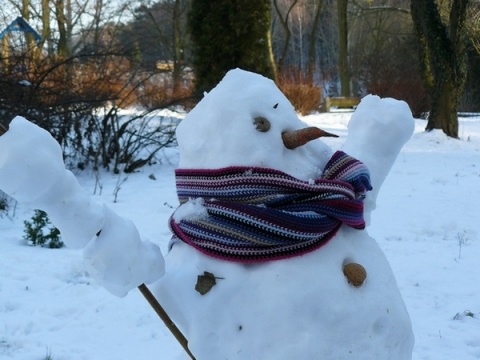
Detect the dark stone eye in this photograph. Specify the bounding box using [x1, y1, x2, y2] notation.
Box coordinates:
[253, 116, 271, 132]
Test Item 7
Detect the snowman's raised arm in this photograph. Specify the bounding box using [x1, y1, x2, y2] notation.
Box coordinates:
[341, 95, 414, 224]
[0, 116, 164, 297]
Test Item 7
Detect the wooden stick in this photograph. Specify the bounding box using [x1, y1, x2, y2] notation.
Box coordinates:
[0, 123, 8, 136]
[137, 283, 196, 360]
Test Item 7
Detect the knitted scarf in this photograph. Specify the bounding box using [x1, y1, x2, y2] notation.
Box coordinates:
[169, 151, 372, 262]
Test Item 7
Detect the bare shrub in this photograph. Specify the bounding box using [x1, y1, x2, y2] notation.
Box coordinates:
[348, 5, 429, 118]
[90, 106, 180, 174]
[366, 71, 430, 119]
[1, 50, 190, 172]
[134, 72, 195, 111]
[277, 69, 322, 115]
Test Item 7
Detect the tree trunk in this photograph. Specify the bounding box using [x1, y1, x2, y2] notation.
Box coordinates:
[172, 0, 183, 95]
[2, 36, 9, 68]
[337, 0, 350, 97]
[427, 81, 458, 136]
[189, 0, 277, 93]
[410, 0, 469, 138]
[36, 0, 51, 58]
[307, 0, 324, 86]
[21, 0, 36, 58]
[22, 0, 29, 18]
[266, 26, 278, 83]
[55, 0, 69, 57]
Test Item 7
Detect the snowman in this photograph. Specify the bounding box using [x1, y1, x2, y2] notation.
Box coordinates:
[0, 69, 414, 359]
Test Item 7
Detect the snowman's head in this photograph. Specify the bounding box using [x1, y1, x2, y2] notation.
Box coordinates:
[176, 69, 334, 180]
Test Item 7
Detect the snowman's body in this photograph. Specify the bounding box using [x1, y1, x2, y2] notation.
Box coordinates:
[155, 228, 412, 359]
[0, 69, 414, 359]
[152, 69, 414, 359]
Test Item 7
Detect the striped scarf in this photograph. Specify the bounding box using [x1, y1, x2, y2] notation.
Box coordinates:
[169, 151, 372, 262]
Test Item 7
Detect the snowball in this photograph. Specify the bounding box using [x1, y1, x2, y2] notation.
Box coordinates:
[83, 206, 165, 297]
[0, 116, 66, 203]
[346, 95, 414, 157]
[173, 198, 208, 222]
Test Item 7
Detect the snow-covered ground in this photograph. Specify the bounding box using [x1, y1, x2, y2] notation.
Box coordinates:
[1, 112, 479, 360]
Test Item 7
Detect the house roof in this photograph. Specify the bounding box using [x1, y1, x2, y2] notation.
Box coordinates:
[0, 16, 42, 42]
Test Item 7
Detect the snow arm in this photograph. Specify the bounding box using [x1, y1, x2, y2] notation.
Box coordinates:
[0, 117, 198, 359]
[341, 95, 415, 225]
[0, 116, 164, 295]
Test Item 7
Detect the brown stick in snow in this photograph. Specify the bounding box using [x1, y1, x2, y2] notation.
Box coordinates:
[0, 123, 8, 136]
[138, 284, 196, 360]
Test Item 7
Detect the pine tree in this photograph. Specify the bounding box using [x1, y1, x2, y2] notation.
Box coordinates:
[24, 210, 64, 248]
[188, 0, 277, 94]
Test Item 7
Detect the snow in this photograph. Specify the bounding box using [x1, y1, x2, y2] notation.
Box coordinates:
[155, 71, 414, 359]
[172, 198, 208, 222]
[176, 69, 333, 180]
[0, 116, 65, 204]
[342, 94, 415, 224]
[83, 206, 164, 297]
[1, 69, 480, 359]
[0, 117, 105, 249]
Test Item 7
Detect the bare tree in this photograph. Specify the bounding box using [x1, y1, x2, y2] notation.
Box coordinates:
[125, 0, 191, 94]
[307, 0, 325, 85]
[1, 0, 182, 173]
[411, 0, 469, 138]
[469, 2, 480, 53]
[273, 0, 299, 73]
[347, 1, 428, 115]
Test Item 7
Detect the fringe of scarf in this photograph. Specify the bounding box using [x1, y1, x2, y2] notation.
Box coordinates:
[169, 151, 372, 262]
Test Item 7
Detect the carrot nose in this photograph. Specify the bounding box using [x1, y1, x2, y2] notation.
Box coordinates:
[282, 127, 338, 149]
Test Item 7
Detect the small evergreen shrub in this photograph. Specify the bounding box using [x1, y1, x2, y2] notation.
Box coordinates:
[23, 210, 64, 248]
